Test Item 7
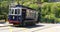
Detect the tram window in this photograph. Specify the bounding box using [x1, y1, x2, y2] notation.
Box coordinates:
[11, 9, 14, 14]
[15, 9, 20, 14]
[17, 9, 20, 14]
[15, 9, 17, 14]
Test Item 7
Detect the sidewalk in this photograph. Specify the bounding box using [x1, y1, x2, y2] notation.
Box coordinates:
[0, 22, 13, 27]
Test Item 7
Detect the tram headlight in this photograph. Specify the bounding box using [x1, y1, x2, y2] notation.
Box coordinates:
[13, 16, 15, 19]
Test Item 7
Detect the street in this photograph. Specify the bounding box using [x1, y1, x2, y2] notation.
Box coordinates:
[0, 23, 60, 32]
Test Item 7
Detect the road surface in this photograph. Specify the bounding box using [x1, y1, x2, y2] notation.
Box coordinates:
[0, 23, 60, 32]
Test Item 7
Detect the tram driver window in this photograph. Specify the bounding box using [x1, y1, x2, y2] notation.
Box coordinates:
[11, 9, 14, 14]
[15, 9, 20, 14]
[15, 9, 17, 14]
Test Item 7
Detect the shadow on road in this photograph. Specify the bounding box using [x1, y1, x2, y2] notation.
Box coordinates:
[24, 25, 44, 28]
[11, 24, 44, 28]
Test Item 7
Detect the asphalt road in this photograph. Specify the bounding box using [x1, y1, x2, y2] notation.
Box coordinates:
[0, 23, 60, 32]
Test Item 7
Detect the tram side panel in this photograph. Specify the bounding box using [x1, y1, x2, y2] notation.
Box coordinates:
[25, 9, 38, 23]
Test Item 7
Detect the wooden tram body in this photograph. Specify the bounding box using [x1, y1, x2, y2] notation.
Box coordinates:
[8, 4, 39, 26]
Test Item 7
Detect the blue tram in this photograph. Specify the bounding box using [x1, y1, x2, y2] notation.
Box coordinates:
[8, 4, 39, 26]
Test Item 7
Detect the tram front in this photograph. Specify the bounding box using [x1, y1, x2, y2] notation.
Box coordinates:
[8, 7, 22, 25]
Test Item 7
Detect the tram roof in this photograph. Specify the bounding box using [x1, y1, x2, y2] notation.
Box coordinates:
[15, 4, 36, 10]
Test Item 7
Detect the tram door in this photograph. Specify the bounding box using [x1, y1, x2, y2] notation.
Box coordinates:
[22, 9, 26, 21]
[14, 9, 21, 21]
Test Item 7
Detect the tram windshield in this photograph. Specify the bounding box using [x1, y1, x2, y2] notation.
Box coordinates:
[15, 9, 20, 14]
[9, 9, 20, 15]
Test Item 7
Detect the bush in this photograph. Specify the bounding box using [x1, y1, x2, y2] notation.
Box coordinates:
[40, 2, 60, 23]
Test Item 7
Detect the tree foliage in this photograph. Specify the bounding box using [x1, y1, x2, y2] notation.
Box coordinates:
[41, 2, 60, 23]
[0, 0, 60, 23]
